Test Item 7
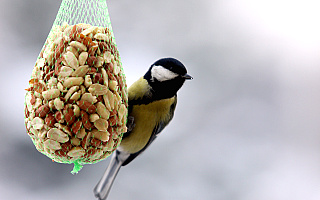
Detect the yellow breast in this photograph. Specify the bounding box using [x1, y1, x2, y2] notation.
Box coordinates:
[119, 97, 176, 154]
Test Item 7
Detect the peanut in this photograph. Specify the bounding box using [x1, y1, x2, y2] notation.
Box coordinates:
[80, 93, 97, 104]
[69, 41, 87, 52]
[42, 89, 60, 100]
[31, 117, 44, 130]
[78, 52, 88, 66]
[94, 33, 109, 41]
[54, 98, 64, 110]
[88, 83, 108, 96]
[93, 118, 108, 132]
[44, 139, 62, 150]
[63, 77, 84, 88]
[72, 65, 89, 77]
[47, 128, 69, 143]
[90, 129, 109, 141]
[63, 51, 79, 69]
[96, 102, 110, 119]
[89, 114, 100, 122]
[67, 146, 85, 158]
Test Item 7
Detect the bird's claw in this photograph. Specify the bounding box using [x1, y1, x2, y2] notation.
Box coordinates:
[126, 116, 135, 132]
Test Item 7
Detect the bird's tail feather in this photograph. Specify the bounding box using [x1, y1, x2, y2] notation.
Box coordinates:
[94, 151, 124, 200]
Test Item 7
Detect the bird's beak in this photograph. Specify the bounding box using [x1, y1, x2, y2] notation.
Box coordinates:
[182, 74, 193, 80]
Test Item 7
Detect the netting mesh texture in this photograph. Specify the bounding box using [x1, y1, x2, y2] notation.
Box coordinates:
[24, 0, 128, 174]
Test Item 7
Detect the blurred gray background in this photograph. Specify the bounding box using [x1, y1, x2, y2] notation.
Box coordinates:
[1, 0, 320, 199]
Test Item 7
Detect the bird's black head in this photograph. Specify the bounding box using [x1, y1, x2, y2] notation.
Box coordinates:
[144, 58, 192, 100]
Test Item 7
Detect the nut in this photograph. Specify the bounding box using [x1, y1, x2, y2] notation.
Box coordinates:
[78, 52, 88, 66]
[81, 110, 94, 130]
[42, 89, 60, 100]
[44, 139, 61, 150]
[55, 123, 72, 136]
[48, 100, 55, 109]
[94, 33, 109, 41]
[73, 104, 81, 117]
[92, 73, 104, 84]
[72, 65, 89, 77]
[38, 128, 48, 139]
[95, 56, 104, 68]
[93, 118, 108, 132]
[54, 110, 64, 123]
[84, 75, 92, 88]
[80, 93, 97, 104]
[31, 117, 44, 130]
[79, 85, 86, 94]
[108, 80, 118, 92]
[66, 46, 79, 58]
[104, 90, 115, 110]
[57, 82, 67, 93]
[71, 120, 82, 134]
[113, 63, 120, 75]
[70, 91, 81, 101]
[118, 103, 127, 123]
[63, 77, 84, 88]
[100, 68, 108, 86]
[54, 57, 63, 75]
[86, 56, 97, 66]
[54, 98, 64, 110]
[63, 51, 79, 69]
[55, 149, 67, 158]
[87, 67, 97, 74]
[96, 102, 110, 119]
[67, 146, 85, 158]
[88, 83, 108, 96]
[29, 128, 39, 137]
[64, 108, 76, 125]
[89, 114, 100, 122]
[89, 149, 104, 161]
[61, 141, 73, 152]
[69, 41, 87, 52]
[81, 131, 92, 149]
[47, 128, 69, 143]
[45, 113, 56, 127]
[47, 77, 58, 88]
[59, 66, 73, 78]
[114, 92, 122, 110]
[35, 105, 50, 118]
[90, 129, 109, 141]
[109, 115, 118, 126]
[70, 137, 81, 146]
[90, 138, 102, 147]
[64, 86, 79, 100]
[88, 45, 99, 56]
[103, 51, 112, 63]
[103, 94, 112, 111]
[78, 100, 97, 114]
[103, 139, 115, 151]
[76, 128, 86, 139]
[33, 98, 42, 110]
[81, 26, 98, 36]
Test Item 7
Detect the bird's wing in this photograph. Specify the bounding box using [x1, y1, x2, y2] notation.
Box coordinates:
[122, 96, 177, 166]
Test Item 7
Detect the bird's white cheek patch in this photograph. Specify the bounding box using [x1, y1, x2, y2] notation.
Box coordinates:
[151, 65, 178, 82]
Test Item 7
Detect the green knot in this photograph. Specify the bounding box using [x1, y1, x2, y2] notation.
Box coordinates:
[71, 160, 83, 174]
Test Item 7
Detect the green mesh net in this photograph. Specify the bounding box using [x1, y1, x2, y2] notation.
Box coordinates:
[24, 0, 128, 174]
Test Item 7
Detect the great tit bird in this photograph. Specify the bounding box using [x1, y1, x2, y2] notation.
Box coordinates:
[94, 57, 192, 200]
